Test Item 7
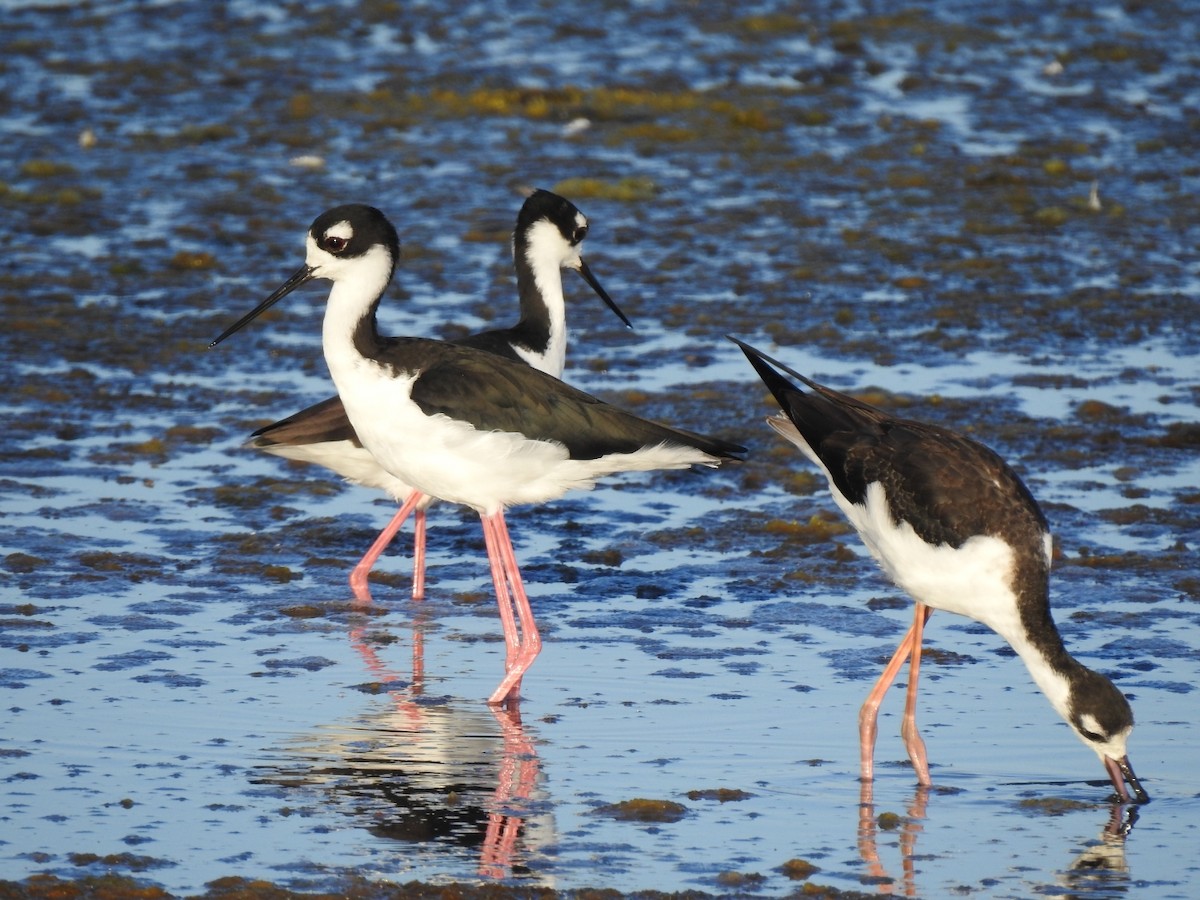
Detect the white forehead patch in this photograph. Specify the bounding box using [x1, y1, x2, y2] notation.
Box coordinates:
[325, 220, 354, 241]
[1079, 713, 1105, 738]
[574, 211, 587, 232]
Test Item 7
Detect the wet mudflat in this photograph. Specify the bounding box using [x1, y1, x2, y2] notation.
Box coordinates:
[1, 1, 1198, 897]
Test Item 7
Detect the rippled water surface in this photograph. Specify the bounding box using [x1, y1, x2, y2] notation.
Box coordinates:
[2, 1, 1198, 897]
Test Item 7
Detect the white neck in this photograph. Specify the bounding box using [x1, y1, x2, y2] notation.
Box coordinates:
[315, 242, 395, 382]
[522, 220, 570, 376]
[1001, 624, 1074, 724]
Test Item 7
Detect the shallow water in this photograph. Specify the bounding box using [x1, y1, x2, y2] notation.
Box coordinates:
[2, 1, 1198, 897]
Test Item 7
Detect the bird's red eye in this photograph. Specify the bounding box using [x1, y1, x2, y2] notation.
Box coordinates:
[325, 236, 347, 253]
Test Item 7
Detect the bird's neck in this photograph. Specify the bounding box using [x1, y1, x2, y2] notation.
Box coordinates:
[993, 589, 1086, 726]
[321, 267, 390, 381]
[1006, 631, 1076, 722]
[511, 236, 567, 376]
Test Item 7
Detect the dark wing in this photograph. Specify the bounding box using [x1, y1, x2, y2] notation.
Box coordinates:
[250, 395, 359, 448]
[250, 319, 537, 451]
[399, 340, 745, 462]
[844, 420, 1048, 549]
[733, 337, 1046, 548]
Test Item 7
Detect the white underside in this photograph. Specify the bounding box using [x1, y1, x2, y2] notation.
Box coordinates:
[256, 438, 434, 508]
[338, 362, 714, 514]
[769, 414, 1023, 626]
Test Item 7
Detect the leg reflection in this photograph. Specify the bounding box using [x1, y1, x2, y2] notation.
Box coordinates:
[349, 583, 426, 696]
[479, 700, 542, 879]
[857, 780, 928, 897]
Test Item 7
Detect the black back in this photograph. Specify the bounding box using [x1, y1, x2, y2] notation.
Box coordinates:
[377, 338, 745, 463]
[733, 337, 1047, 551]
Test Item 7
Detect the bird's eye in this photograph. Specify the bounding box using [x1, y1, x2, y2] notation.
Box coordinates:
[324, 235, 348, 253]
[572, 226, 588, 245]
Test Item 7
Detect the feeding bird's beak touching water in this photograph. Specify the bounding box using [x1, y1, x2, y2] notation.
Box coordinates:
[1105, 754, 1149, 805]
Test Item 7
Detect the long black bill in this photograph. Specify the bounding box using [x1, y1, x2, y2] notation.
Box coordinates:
[209, 264, 315, 347]
[1105, 754, 1150, 805]
[575, 258, 632, 329]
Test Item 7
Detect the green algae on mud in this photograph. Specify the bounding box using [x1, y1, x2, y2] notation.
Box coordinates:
[592, 798, 689, 823]
[685, 787, 754, 802]
[779, 857, 819, 880]
[1015, 797, 1102, 817]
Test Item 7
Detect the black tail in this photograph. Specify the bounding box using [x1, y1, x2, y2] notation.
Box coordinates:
[728, 336, 810, 412]
[729, 335, 887, 448]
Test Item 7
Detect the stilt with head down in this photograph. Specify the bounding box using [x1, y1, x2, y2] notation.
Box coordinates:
[732, 336, 1147, 804]
[211, 205, 743, 705]
[246, 190, 631, 601]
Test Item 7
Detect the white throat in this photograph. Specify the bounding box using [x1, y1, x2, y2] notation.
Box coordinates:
[521, 220, 571, 376]
[315, 240, 395, 379]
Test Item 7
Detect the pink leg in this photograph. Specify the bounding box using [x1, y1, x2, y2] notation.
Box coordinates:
[480, 514, 522, 676]
[491, 512, 542, 701]
[900, 604, 933, 785]
[860, 616, 921, 782]
[481, 511, 542, 706]
[410, 508, 427, 600]
[349, 491, 423, 596]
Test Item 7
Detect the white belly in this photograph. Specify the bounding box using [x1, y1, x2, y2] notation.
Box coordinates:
[324, 359, 580, 514]
[256, 436, 418, 502]
[835, 481, 1024, 636]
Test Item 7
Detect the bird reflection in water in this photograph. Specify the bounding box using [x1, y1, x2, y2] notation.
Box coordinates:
[258, 594, 548, 881]
[348, 597, 545, 879]
[857, 782, 1139, 896]
[478, 701, 541, 879]
[1047, 804, 1137, 899]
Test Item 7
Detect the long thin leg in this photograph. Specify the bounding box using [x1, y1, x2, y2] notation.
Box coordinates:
[481, 510, 541, 706]
[480, 514, 521, 675]
[410, 508, 427, 600]
[492, 512, 542, 677]
[860, 618, 921, 782]
[900, 604, 932, 785]
[349, 491, 423, 595]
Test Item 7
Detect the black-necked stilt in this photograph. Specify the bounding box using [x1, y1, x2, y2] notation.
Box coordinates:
[211, 204, 744, 705]
[246, 190, 630, 600]
[732, 337, 1147, 804]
